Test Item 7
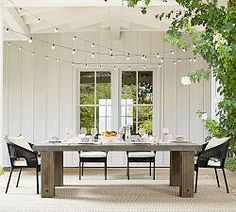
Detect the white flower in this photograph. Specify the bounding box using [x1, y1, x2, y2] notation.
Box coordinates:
[213, 32, 228, 49]
[201, 113, 208, 121]
[181, 76, 191, 85]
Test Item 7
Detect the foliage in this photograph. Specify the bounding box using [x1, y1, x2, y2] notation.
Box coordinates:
[225, 157, 236, 173]
[126, 0, 236, 153]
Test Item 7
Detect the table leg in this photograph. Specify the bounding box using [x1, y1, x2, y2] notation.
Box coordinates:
[170, 151, 181, 186]
[41, 151, 63, 198]
[179, 151, 194, 198]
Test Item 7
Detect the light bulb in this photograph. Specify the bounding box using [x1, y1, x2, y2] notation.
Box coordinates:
[144, 56, 147, 61]
[37, 18, 41, 23]
[72, 62, 74, 66]
[85, 64, 88, 69]
[141, 55, 145, 60]
[128, 66, 131, 71]
[7, 42, 11, 46]
[143, 65, 146, 70]
[91, 43, 95, 48]
[109, 48, 113, 54]
[161, 58, 164, 63]
[55, 28, 59, 32]
[56, 58, 59, 63]
[110, 54, 114, 59]
[178, 58, 181, 63]
[183, 48, 186, 52]
[32, 51, 35, 56]
[127, 53, 130, 60]
[189, 58, 192, 62]
[19, 46, 22, 51]
[28, 37, 33, 43]
[5, 28, 9, 33]
[193, 57, 196, 62]
[45, 56, 48, 60]
[51, 44, 56, 50]
[171, 50, 174, 55]
[73, 36, 76, 41]
[99, 65, 102, 69]
[91, 52, 95, 58]
[113, 66, 116, 70]
[156, 53, 160, 58]
[173, 61, 176, 65]
[158, 64, 162, 68]
[72, 49, 76, 55]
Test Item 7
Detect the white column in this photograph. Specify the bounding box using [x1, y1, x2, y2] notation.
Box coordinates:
[0, 4, 3, 167]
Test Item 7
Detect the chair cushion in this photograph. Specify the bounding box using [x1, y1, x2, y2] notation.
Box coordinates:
[128, 152, 155, 158]
[8, 136, 33, 152]
[13, 158, 27, 166]
[80, 152, 107, 158]
[205, 137, 230, 150]
[207, 157, 221, 166]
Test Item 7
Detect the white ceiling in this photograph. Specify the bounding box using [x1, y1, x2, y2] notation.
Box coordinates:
[2, 0, 227, 41]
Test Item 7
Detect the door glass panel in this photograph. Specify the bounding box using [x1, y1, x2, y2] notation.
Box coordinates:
[80, 72, 94, 105]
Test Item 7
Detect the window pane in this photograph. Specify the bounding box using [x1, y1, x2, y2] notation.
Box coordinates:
[120, 107, 136, 134]
[80, 106, 94, 134]
[138, 106, 153, 135]
[96, 72, 111, 104]
[138, 71, 153, 104]
[122, 71, 136, 102]
[80, 72, 94, 105]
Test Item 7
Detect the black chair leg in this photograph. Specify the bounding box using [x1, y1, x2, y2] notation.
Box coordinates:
[214, 168, 220, 187]
[105, 160, 107, 180]
[82, 162, 84, 176]
[149, 160, 152, 176]
[127, 160, 130, 180]
[222, 168, 229, 193]
[195, 169, 199, 193]
[153, 160, 155, 180]
[36, 167, 39, 194]
[5, 168, 13, 194]
[16, 168, 22, 188]
[79, 161, 81, 180]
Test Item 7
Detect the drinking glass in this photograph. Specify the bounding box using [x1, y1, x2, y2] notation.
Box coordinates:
[118, 126, 125, 141]
[91, 128, 98, 141]
[80, 127, 87, 137]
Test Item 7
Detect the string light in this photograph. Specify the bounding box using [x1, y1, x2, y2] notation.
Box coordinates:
[91, 43, 95, 48]
[173, 61, 177, 65]
[193, 44, 196, 48]
[72, 49, 76, 55]
[189, 58, 192, 62]
[141, 55, 145, 60]
[158, 64, 162, 68]
[128, 66, 131, 71]
[7, 42, 11, 46]
[18, 7, 22, 12]
[56, 58, 60, 63]
[161, 58, 164, 63]
[171, 50, 174, 55]
[113, 66, 116, 70]
[144, 56, 147, 61]
[183, 48, 186, 52]
[110, 54, 114, 59]
[178, 58, 181, 63]
[18, 46, 22, 51]
[5, 28, 9, 33]
[73, 36, 77, 41]
[71, 62, 74, 66]
[193, 57, 196, 62]
[36, 18, 41, 23]
[156, 53, 160, 58]
[99, 65, 102, 69]
[54, 27, 59, 33]
[28, 37, 33, 43]
[143, 65, 146, 70]
[85, 64, 88, 69]
[51, 44, 56, 50]
[91, 52, 95, 58]
[45, 56, 48, 60]
[32, 51, 35, 56]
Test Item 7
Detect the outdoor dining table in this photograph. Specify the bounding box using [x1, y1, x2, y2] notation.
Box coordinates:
[33, 141, 202, 198]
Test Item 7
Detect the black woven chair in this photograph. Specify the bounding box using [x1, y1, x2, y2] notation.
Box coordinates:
[126, 151, 156, 180]
[5, 137, 40, 194]
[195, 138, 231, 193]
[78, 151, 108, 180]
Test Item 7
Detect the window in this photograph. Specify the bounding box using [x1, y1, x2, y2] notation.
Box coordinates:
[79, 71, 111, 134]
[121, 71, 153, 134]
[78, 69, 154, 135]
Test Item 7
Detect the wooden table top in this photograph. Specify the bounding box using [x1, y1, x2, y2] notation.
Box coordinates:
[33, 141, 202, 152]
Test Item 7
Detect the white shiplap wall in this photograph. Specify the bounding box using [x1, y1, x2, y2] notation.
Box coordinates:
[2, 32, 211, 167]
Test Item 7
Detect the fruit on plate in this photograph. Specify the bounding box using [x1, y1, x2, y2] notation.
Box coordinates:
[103, 130, 117, 137]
